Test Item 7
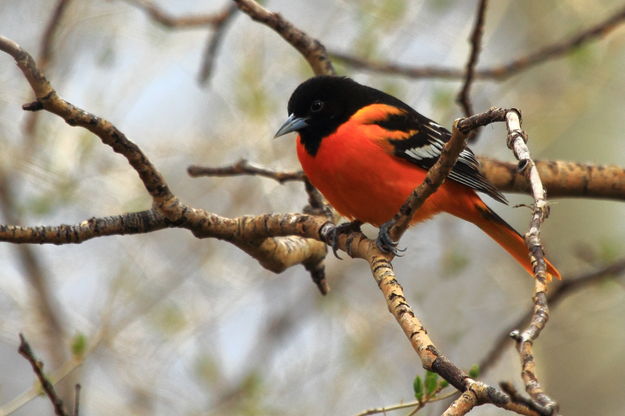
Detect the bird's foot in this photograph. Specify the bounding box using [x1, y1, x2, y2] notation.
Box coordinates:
[324, 220, 362, 259]
[376, 220, 406, 256]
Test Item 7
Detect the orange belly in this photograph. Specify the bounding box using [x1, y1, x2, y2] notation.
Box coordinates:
[296, 124, 466, 226]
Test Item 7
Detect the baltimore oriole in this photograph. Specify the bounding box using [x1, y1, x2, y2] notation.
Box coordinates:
[275, 76, 560, 280]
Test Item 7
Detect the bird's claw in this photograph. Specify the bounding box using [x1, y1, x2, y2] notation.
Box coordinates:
[326, 221, 362, 259]
[376, 221, 406, 256]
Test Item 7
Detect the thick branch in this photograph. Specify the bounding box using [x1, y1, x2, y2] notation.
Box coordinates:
[479, 158, 625, 201]
[0, 209, 327, 280]
[188, 159, 305, 183]
[0, 210, 169, 244]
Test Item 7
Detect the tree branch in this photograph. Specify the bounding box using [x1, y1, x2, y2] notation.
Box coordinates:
[198, 4, 238, 84]
[504, 110, 559, 412]
[124, 0, 236, 28]
[0, 36, 330, 292]
[331, 4, 625, 81]
[0, 36, 175, 207]
[388, 107, 511, 243]
[191, 157, 625, 201]
[479, 158, 625, 201]
[479, 257, 625, 379]
[188, 159, 305, 183]
[18, 334, 69, 416]
[0, 32, 585, 414]
[233, 0, 335, 76]
[457, 0, 488, 118]
[39, 0, 72, 70]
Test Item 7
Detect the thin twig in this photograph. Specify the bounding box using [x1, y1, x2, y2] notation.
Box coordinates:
[330, 51, 464, 79]
[123, 0, 238, 84]
[39, 0, 72, 70]
[457, 0, 488, 118]
[23, 0, 74, 138]
[18, 334, 68, 416]
[355, 388, 458, 416]
[124, 0, 235, 28]
[233, 0, 335, 76]
[188, 159, 305, 183]
[499, 382, 552, 416]
[72, 384, 81, 416]
[189, 160, 328, 219]
[479, 257, 625, 377]
[0, 173, 68, 399]
[355, 400, 420, 416]
[198, 3, 238, 84]
[483, 4, 625, 80]
[332, 4, 625, 81]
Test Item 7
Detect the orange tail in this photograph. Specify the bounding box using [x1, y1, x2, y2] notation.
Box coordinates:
[451, 195, 561, 281]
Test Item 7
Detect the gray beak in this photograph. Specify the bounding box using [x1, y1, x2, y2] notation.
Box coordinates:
[274, 114, 309, 138]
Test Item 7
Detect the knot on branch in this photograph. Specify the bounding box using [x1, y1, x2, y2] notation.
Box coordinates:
[507, 129, 528, 149]
[22, 100, 44, 111]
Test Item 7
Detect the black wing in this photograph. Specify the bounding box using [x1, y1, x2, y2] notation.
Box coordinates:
[371, 109, 507, 204]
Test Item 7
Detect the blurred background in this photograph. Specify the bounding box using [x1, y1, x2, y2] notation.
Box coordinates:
[1, 1, 625, 415]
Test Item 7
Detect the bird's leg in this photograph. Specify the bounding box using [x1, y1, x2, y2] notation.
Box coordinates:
[324, 220, 362, 259]
[376, 220, 406, 256]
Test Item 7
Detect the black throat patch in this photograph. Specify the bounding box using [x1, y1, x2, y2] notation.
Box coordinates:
[298, 120, 343, 156]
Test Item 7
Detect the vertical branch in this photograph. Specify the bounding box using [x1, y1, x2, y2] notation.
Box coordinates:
[505, 111, 550, 283]
[0, 178, 67, 386]
[197, 3, 238, 84]
[198, 3, 238, 84]
[457, 0, 488, 118]
[505, 110, 559, 413]
[10, 0, 73, 366]
[38, 0, 73, 70]
[72, 384, 81, 416]
[18, 334, 69, 416]
[24, 0, 73, 138]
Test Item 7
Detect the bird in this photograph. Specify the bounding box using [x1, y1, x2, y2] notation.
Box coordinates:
[275, 75, 560, 280]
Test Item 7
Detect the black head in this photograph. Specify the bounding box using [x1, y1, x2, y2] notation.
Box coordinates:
[275, 76, 410, 155]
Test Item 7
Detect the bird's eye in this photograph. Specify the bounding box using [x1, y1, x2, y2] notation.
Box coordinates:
[310, 100, 324, 113]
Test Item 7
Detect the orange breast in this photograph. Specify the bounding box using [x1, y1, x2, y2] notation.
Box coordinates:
[296, 120, 454, 226]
